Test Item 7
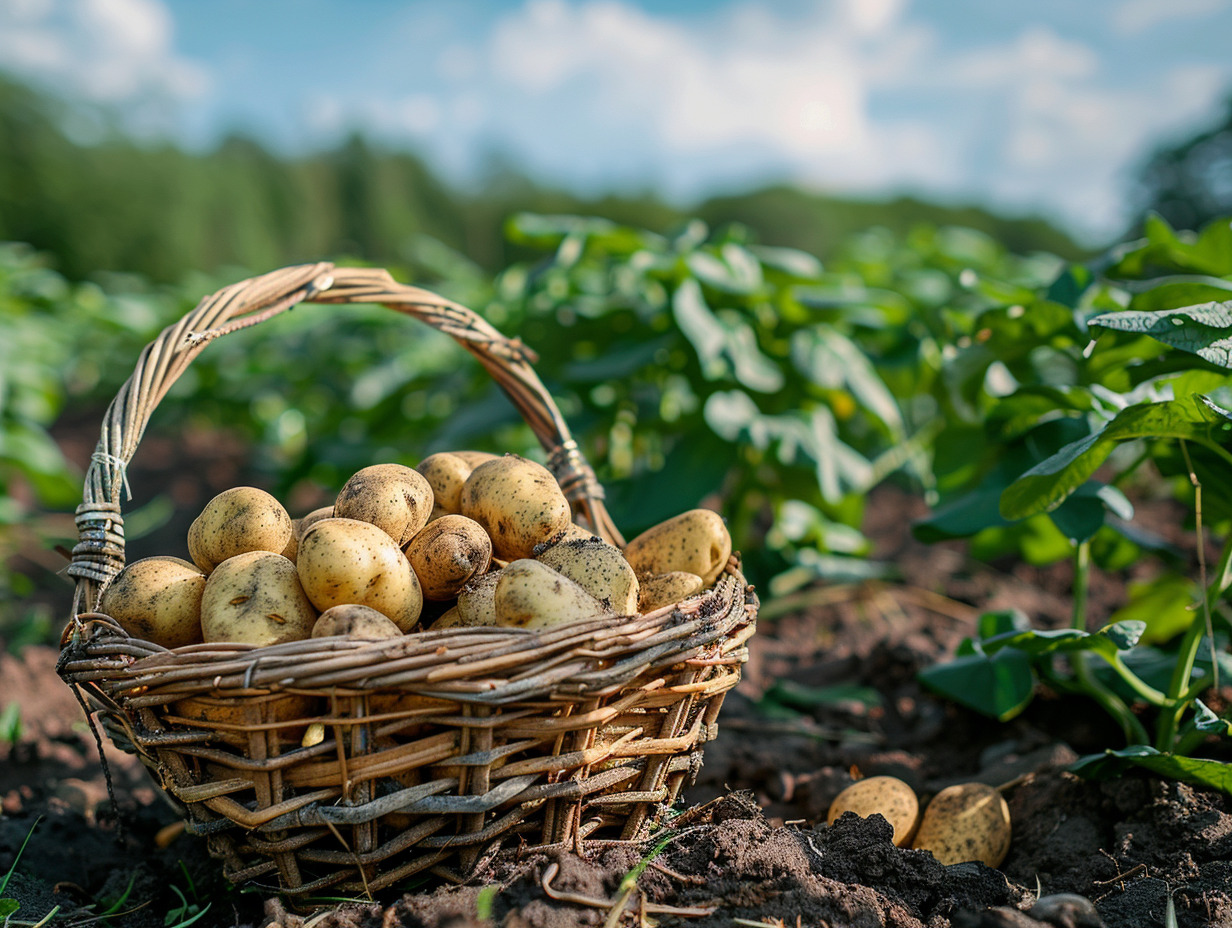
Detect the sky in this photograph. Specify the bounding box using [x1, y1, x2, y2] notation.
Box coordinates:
[2, 0, 1232, 243]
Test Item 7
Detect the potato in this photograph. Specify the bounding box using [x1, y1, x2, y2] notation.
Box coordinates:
[827, 776, 920, 848]
[334, 464, 433, 546]
[312, 604, 404, 639]
[281, 506, 334, 565]
[622, 509, 732, 586]
[430, 606, 466, 630]
[460, 455, 572, 560]
[457, 570, 501, 626]
[536, 537, 639, 615]
[99, 556, 206, 649]
[416, 453, 474, 520]
[297, 517, 423, 632]
[403, 515, 492, 601]
[201, 551, 317, 646]
[449, 450, 498, 469]
[638, 571, 704, 613]
[187, 516, 216, 573]
[194, 487, 294, 566]
[493, 559, 612, 630]
[912, 783, 1012, 867]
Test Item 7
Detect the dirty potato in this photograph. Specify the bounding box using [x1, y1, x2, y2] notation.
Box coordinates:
[312, 604, 404, 639]
[912, 783, 1012, 867]
[621, 509, 732, 586]
[536, 537, 639, 615]
[455, 570, 501, 626]
[460, 455, 572, 560]
[99, 556, 206, 649]
[403, 514, 492, 601]
[827, 776, 920, 848]
[493, 559, 612, 630]
[194, 487, 294, 567]
[334, 464, 433, 546]
[200, 551, 317, 646]
[637, 571, 705, 613]
[416, 453, 475, 520]
[449, 450, 498, 469]
[297, 517, 423, 632]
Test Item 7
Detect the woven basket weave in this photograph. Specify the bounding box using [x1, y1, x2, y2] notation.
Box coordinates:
[56, 264, 757, 897]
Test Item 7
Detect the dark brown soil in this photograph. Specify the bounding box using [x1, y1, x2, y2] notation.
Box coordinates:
[3, 486, 1231, 927]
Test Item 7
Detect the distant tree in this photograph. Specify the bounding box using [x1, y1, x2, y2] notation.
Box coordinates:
[1136, 98, 1232, 232]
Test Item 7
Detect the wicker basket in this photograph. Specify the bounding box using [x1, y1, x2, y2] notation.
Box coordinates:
[56, 263, 757, 897]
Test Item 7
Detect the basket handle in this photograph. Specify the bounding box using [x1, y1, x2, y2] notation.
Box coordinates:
[67, 263, 623, 615]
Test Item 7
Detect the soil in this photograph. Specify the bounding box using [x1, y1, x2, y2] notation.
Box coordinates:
[3, 482, 1232, 927]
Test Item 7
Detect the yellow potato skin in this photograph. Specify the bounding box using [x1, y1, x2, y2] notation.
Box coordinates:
[297, 517, 423, 632]
[536, 538, 639, 615]
[187, 516, 216, 573]
[404, 514, 493, 601]
[622, 509, 732, 586]
[195, 486, 293, 566]
[827, 776, 920, 848]
[416, 453, 475, 518]
[334, 464, 433, 546]
[912, 783, 1012, 867]
[200, 551, 317, 647]
[100, 556, 206, 649]
[460, 455, 572, 561]
[493, 559, 611, 630]
[638, 571, 705, 613]
[312, 604, 404, 639]
[282, 506, 334, 565]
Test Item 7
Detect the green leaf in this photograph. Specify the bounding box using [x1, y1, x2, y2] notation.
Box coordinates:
[1000, 395, 1232, 520]
[1071, 746, 1232, 794]
[918, 647, 1036, 721]
[763, 680, 883, 711]
[1089, 302, 1232, 368]
[1191, 700, 1232, 736]
[749, 245, 824, 281]
[1107, 574, 1199, 645]
[1126, 279, 1232, 313]
[0, 703, 21, 743]
[0, 900, 18, 919]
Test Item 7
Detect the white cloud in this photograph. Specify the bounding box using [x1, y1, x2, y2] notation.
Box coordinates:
[0, 0, 207, 104]
[1113, 0, 1230, 35]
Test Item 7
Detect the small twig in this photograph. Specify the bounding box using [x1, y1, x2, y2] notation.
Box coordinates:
[647, 860, 709, 885]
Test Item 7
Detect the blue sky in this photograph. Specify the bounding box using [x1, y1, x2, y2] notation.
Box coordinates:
[3, 0, 1232, 242]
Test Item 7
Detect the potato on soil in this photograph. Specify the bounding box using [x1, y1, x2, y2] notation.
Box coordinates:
[312, 604, 403, 639]
[494, 559, 612, 630]
[100, 556, 206, 649]
[201, 551, 317, 647]
[403, 514, 492, 601]
[334, 464, 433, 546]
[194, 486, 294, 566]
[460, 455, 572, 560]
[638, 571, 705, 613]
[912, 782, 1011, 867]
[417, 453, 475, 520]
[297, 517, 423, 632]
[456, 570, 501, 626]
[536, 537, 639, 615]
[622, 509, 732, 587]
[827, 776, 920, 848]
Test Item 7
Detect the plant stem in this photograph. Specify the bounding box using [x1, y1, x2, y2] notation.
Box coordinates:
[1108, 654, 1168, 706]
[1156, 533, 1232, 751]
[1067, 540, 1150, 745]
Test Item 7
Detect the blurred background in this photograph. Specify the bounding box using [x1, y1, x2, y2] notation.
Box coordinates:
[4, 0, 1232, 647]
